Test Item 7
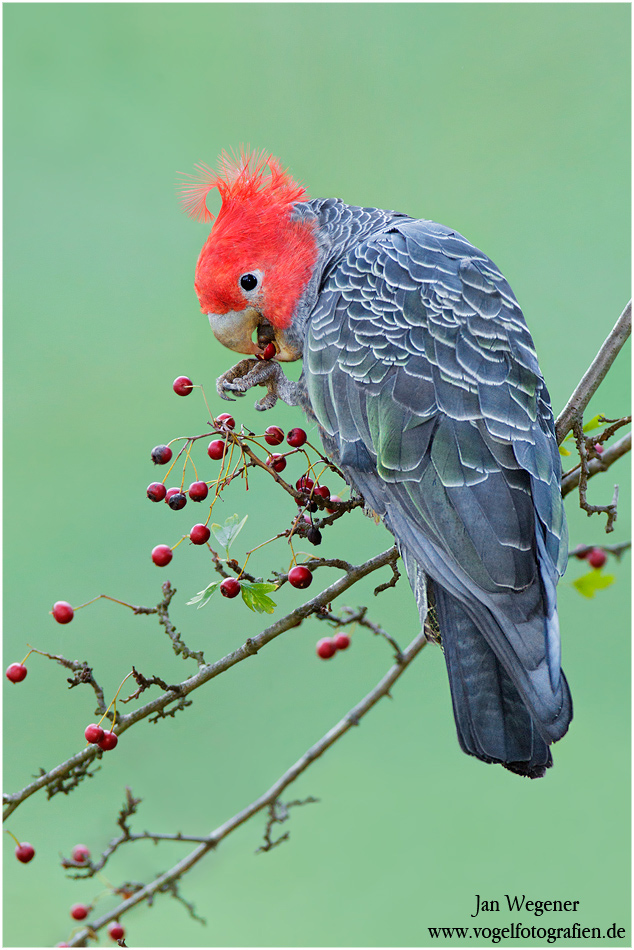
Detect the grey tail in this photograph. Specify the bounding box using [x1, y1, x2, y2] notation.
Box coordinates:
[432, 585, 552, 778]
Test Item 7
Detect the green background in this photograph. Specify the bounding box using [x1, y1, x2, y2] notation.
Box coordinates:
[4, 3, 630, 947]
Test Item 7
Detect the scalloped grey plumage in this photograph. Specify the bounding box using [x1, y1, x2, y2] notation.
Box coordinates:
[300, 198, 571, 778]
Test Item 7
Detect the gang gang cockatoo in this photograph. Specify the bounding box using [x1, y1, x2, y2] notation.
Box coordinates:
[180, 149, 571, 778]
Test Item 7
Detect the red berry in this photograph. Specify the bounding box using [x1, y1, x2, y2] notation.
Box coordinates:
[207, 439, 226, 460]
[288, 565, 313, 589]
[266, 453, 287, 473]
[167, 491, 187, 511]
[190, 524, 211, 545]
[173, 375, 194, 396]
[98, 732, 118, 751]
[261, 342, 277, 360]
[188, 480, 209, 502]
[71, 844, 91, 864]
[56, 944, 70, 947]
[220, 577, 241, 598]
[326, 495, 342, 513]
[151, 544, 173, 567]
[574, 546, 588, 560]
[70, 904, 90, 921]
[165, 487, 180, 504]
[314, 485, 331, 500]
[316, 638, 336, 659]
[6, 663, 27, 683]
[595, 443, 604, 454]
[287, 428, 308, 448]
[296, 476, 314, 492]
[216, 412, 235, 429]
[108, 922, 125, 941]
[52, 601, 74, 624]
[84, 723, 105, 744]
[15, 842, 35, 863]
[147, 481, 167, 502]
[587, 547, 607, 569]
[151, 444, 172, 465]
[333, 633, 351, 651]
[264, 425, 285, 446]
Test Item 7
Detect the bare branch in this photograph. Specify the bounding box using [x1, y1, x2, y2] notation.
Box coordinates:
[556, 300, 631, 444]
[66, 621, 428, 945]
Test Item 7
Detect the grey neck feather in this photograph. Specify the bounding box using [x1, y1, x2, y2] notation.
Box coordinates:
[285, 198, 411, 350]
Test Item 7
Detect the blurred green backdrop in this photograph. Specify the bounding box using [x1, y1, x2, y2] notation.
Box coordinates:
[4, 3, 630, 947]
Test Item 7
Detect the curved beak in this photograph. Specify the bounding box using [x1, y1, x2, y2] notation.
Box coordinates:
[207, 308, 302, 362]
[207, 308, 261, 356]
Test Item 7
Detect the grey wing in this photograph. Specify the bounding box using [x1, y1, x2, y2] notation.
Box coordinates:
[305, 219, 571, 766]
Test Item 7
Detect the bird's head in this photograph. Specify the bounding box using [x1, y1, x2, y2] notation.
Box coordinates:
[180, 150, 318, 362]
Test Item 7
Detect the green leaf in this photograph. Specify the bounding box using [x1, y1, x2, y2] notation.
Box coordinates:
[572, 570, 615, 599]
[240, 581, 278, 614]
[559, 445, 572, 456]
[582, 414, 606, 434]
[186, 580, 221, 609]
[210, 514, 248, 555]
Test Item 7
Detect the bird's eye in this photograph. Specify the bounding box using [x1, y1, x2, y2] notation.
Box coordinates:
[240, 273, 259, 292]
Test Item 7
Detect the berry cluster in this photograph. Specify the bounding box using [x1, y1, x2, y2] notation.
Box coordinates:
[143, 377, 352, 608]
[84, 723, 118, 751]
[316, 633, 351, 659]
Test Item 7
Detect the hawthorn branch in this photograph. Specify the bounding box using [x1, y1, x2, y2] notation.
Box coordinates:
[561, 432, 632, 497]
[555, 300, 631, 444]
[571, 419, 620, 531]
[66, 621, 428, 946]
[3, 546, 399, 820]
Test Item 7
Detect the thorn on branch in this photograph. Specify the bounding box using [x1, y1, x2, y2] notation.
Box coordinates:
[119, 787, 142, 835]
[160, 881, 206, 925]
[256, 796, 320, 854]
[148, 696, 193, 724]
[121, 667, 185, 704]
[45, 760, 101, 800]
[572, 419, 621, 532]
[156, 589, 206, 666]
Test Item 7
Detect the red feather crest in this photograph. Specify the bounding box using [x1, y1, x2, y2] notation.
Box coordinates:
[179, 148, 308, 223]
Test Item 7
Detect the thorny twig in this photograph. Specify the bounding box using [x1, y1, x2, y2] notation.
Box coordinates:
[156, 582, 206, 666]
[65, 789, 212, 877]
[561, 432, 631, 497]
[256, 797, 320, 853]
[572, 419, 619, 532]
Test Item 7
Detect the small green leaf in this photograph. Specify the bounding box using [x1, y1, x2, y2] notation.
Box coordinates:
[582, 414, 606, 434]
[210, 514, 248, 555]
[559, 445, 571, 456]
[240, 581, 278, 614]
[572, 570, 615, 599]
[186, 580, 221, 609]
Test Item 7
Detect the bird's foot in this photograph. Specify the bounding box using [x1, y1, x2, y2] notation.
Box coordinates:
[216, 359, 301, 411]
